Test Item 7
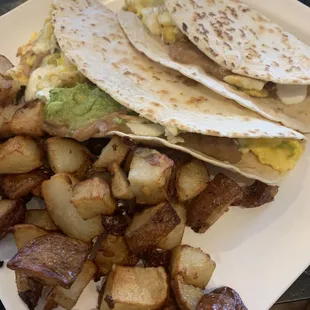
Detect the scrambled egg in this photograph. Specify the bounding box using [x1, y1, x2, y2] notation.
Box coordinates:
[8, 16, 58, 86]
[25, 53, 85, 102]
[239, 138, 303, 172]
[125, 0, 181, 43]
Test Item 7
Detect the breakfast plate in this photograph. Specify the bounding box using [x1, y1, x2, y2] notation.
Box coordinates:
[0, 0, 310, 309]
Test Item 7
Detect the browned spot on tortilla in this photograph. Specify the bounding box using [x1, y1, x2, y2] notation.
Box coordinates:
[151, 102, 161, 107]
[102, 36, 111, 43]
[160, 90, 169, 95]
[169, 98, 177, 103]
[123, 70, 146, 81]
[186, 96, 206, 105]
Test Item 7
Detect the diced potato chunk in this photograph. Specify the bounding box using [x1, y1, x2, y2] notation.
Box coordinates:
[171, 245, 216, 289]
[10, 101, 44, 137]
[176, 159, 209, 202]
[71, 177, 115, 220]
[100, 266, 168, 310]
[125, 201, 180, 253]
[171, 275, 203, 310]
[46, 137, 92, 179]
[95, 234, 138, 275]
[42, 173, 104, 242]
[128, 148, 174, 204]
[109, 163, 134, 200]
[0, 136, 42, 174]
[0, 200, 26, 240]
[93, 136, 129, 171]
[1, 170, 49, 199]
[24, 210, 58, 231]
[44, 260, 97, 310]
[187, 173, 242, 233]
[158, 204, 186, 250]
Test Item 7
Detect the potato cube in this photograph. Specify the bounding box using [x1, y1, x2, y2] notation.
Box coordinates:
[93, 136, 129, 170]
[128, 148, 174, 204]
[71, 177, 116, 220]
[95, 234, 138, 275]
[44, 260, 97, 310]
[46, 137, 92, 179]
[42, 173, 104, 242]
[0, 200, 26, 240]
[24, 210, 58, 231]
[125, 201, 180, 254]
[1, 170, 49, 199]
[158, 204, 187, 250]
[176, 159, 209, 202]
[0, 136, 42, 174]
[171, 245, 216, 289]
[109, 163, 134, 200]
[187, 173, 242, 233]
[10, 100, 44, 137]
[171, 275, 203, 310]
[100, 266, 168, 310]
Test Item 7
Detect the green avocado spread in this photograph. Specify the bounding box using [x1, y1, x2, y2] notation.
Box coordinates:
[44, 83, 129, 129]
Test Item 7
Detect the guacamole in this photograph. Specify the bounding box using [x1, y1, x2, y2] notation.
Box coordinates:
[44, 83, 129, 129]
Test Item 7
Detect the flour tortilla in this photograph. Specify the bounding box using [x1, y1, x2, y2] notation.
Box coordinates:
[52, 0, 304, 183]
[165, 0, 310, 85]
[118, 10, 310, 133]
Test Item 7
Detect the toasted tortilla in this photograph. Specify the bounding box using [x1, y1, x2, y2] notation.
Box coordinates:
[52, 0, 302, 140]
[52, 0, 304, 183]
[165, 0, 310, 85]
[118, 10, 310, 133]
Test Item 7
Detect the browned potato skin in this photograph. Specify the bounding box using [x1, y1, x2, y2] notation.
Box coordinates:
[1, 170, 49, 199]
[95, 234, 138, 275]
[0, 200, 26, 240]
[0, 136, 43, 174]
[44, 260, 97, 310]
[24, 210, 58, 231]
[171, 275, 203, 310]
[100, 266, 168, 310]
[0, 55, 13, 76]
[71, 177, 116, 220]
[7, 234, 91, 288]
[93, 136, 130, 171]
[125, 201, 180, 254]
[10, 101, 45, 137]
[187, 173, 242, 233]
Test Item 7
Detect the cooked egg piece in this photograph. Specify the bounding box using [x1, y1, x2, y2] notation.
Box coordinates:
[276, 84, 308, 105]
[239, 138, 303, 173]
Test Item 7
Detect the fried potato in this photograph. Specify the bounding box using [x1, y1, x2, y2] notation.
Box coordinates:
[171, 275, 203, 310]
[101, 213, 131, 236]
[46, 137, 92, 179]
[12, 224, 49, 250]
[42, 173, 104, 242]
[95, 234, 138, 275]
[176, 159, 209, 202]
[125, 201, 180, 254]
[158, 204, 186, 250]
[1, 170, 49, 199]
[128, 148, 174, 205]
[100, 266, 168, 310]
[7, 234, 91, 288]
[187, 173, 242, 233]
[71, 177, 116, 220]
[0, 55, 13, 76]
[108, 163, 134, 200]
[140, 249, 170, 269]
[16, 272, 43, 310]
[44, 260, 97, 310]
[0, 136, 43, 174]
[10, 101, 44, 137]
[0, 75, 20, 104]
[171, 245, 216, 289]
[0, 102, 24, 138]
[93, 136, 130, 171]
[0, 200, 26, 240]
[12, 224, 48, 310]
[24, 210, 58, 231]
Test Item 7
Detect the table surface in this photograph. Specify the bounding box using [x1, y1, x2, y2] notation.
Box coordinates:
[0, 0, 310, 309]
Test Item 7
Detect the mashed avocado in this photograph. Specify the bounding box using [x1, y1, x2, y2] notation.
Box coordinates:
[45, 83, 129, 130]
[239, 138, 303, 173]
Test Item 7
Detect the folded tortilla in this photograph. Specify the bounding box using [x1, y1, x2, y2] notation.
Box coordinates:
[52, 0, 305, 183]
[118, 6, 310, 133]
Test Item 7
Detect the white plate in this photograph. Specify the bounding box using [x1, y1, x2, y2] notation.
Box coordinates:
[1, 0, 310, 309]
